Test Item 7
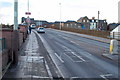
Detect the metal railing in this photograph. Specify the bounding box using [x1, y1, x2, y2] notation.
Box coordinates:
[0, 38, 6, 51]
[110, 32, 120, 40]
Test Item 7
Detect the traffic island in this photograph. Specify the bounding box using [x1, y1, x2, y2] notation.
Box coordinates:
[102, 54, 118, 61]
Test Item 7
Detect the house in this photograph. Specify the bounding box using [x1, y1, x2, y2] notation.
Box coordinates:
[108, 23, 119, 31]
[53, 21, 64, 29]
[64, 20, 82, 29]
[21, 17, 34, 24]
[89, 17, 97, 30]
[97, 20, 107, 30]
[77, 16, 90, 29]
[34, 20, 48, 27]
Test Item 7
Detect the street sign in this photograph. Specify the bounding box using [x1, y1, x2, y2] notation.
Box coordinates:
[25, 12, 31, 15]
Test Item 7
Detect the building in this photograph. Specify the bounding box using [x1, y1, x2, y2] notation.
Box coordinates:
[108, 23, 119, 31]
[98, 20, 107, 30]
[89, 17, 97, 30]
[64, 20, 82, 29]
[34, 20, 48, 27]
[77, 16, 107, 30]
[21, 17, 34, 24]
[77, 16, 90, 29]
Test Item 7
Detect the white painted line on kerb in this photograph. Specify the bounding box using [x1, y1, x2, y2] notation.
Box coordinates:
[55, 53, 64, 63]
[100, 74, 113, 80]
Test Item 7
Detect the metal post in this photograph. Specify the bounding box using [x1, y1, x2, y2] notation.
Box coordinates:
[59, 3, 62, 30]
[14, 0, 18, 30]
[28, 0, 29, 12]
[13, 0, 19, 64]
[97, 11, 100, 30]
[118, 1, 120, 23]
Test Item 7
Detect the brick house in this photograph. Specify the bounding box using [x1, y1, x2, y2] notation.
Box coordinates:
[107, 23, 119, 31]
[77, 16, 90, 29]
[89, 17, 97, 30]
[63, 20, 82, 29]
[97, 20, 107, 30]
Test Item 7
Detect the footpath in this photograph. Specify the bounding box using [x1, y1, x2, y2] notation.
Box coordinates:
[2, 31, 51, 79]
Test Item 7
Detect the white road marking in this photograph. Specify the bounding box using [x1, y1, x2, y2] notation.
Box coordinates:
[70, 41, 79, 45]
[64, 53, 75, 62]
[55, 41, 86, 62]
[71, 52, 86, 62]
[33, 30, 64, 78]
[55, 53, 64, 63]
[100, 74, 113, 80]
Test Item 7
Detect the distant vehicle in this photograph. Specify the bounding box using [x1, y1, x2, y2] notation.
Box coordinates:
[37, 27, 45, 33]
[30, 24, 36, 29]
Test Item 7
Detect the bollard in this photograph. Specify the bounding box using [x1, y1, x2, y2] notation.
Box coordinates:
[109, 39, 118, 55]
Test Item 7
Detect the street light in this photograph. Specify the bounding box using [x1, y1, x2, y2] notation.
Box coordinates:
[59, 3, 62, 30]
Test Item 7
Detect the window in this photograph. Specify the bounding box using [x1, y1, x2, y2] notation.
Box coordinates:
[67, 24, 69, 27]
[83, 20, 85, 22]
[87, 20, 89, 22]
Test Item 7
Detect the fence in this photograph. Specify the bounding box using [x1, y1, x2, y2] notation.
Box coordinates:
[52, 27, 110, 38]
[110, 32, 120, 40]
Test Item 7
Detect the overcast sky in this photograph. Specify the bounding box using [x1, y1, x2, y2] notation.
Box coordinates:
[0, 0, 119, 24]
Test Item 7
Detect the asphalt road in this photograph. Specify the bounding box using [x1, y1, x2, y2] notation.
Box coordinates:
[34, 28, 119, 80]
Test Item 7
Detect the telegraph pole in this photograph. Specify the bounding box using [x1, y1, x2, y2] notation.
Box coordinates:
[97, 11, 100, 30]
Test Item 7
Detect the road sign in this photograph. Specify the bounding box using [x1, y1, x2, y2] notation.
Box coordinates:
[25, 12, 31, 15]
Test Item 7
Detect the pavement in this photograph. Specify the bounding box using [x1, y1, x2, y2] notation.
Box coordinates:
[2, 32, 51, 79]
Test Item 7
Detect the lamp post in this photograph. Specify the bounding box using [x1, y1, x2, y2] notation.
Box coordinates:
[59, 3, 62, 30]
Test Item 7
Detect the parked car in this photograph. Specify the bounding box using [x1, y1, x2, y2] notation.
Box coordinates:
[37, 27, 45, 33]
[31, 24, 36, 29]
